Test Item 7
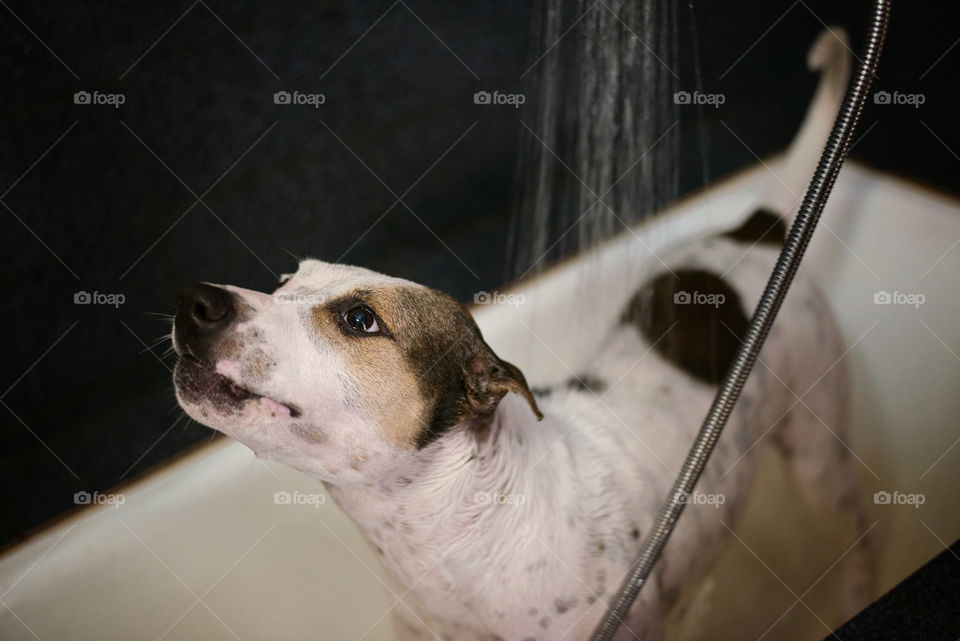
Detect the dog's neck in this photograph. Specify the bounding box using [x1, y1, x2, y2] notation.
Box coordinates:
[320, 394, 565, 590]
[316, 392, 654, 633]
[325, 393, 536, 528]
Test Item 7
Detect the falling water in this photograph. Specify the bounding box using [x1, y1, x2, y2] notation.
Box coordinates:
[509, 0, 682, 279]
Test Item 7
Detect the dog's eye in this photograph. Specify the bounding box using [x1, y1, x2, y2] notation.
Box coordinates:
[343, 305, 379, 333]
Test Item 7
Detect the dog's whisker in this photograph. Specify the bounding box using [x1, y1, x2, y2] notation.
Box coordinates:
[150, 331, 173, 344]
[142, 334, 172, 350]
[144, 311, 176, 323]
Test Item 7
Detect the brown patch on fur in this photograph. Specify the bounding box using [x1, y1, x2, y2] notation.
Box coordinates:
[622, 269, 749, 384]
[309, 299, 427, 449]
[350, 453, 368, 471]
[240, 347, 273, 384]
[309, 284, 540, 450]
[722, 207, 786, 246]
[289, 423, 326, 444]
[217, 333, 243, 360]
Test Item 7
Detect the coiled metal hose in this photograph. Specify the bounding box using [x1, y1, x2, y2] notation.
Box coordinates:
[589, 2, 891, 639]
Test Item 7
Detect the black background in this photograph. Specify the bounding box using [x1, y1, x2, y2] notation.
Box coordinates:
[2, 1, 957, 547]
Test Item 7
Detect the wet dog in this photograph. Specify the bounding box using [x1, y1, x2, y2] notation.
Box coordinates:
[172, 28, 870, 641]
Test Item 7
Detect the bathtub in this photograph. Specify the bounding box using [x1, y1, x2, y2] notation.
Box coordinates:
[2, 159, 958, 641]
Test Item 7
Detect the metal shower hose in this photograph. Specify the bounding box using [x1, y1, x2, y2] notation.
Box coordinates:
[589, 1, 891, 639]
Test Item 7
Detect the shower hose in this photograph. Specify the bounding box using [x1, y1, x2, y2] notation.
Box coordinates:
[589, 1, 891, 639]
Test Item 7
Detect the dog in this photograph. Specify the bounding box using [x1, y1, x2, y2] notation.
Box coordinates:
[172, 29, 870, 641]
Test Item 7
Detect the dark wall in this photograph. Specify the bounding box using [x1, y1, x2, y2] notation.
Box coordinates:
[2, 1, 957, 546]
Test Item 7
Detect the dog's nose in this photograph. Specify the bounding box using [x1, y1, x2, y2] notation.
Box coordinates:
[179, 283, 235, 327]
[175, 283, 237, 360]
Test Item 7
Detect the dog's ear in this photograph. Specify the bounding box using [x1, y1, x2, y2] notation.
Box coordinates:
[462, 340, 543, 421]
[401, 288, 543, 448]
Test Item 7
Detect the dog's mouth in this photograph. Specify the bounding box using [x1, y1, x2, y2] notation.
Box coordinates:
[175, 355, 301, 418]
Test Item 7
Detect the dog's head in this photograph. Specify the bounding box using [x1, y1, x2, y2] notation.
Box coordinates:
[172, 259, 540, 482]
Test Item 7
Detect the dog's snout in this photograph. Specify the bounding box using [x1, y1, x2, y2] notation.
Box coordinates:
[175, 284, 237, 360]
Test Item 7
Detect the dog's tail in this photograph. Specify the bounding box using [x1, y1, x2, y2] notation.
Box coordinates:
[757, 27, 851, 224]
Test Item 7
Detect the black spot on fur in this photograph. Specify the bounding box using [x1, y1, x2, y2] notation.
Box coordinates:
[531, 385, 553, 397]
[721, 207, 786, 247]
[565, 375, 607, 394]
[528, 607, 538, 617]
[533, 374, 606, 398]
[554, 597, 578, 614]
[621, 269, 749, 384]
[777, 437, 795, 458]
[539, 616, 551, 629]
[630, 526, 641, 540]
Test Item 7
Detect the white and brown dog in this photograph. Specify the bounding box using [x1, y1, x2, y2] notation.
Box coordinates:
[172, 29, 870, 641]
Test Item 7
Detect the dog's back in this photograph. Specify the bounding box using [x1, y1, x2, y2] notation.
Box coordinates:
[524, 201, 853, 636]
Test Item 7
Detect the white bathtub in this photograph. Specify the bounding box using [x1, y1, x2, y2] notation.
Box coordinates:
[2, 160, 958, 641]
